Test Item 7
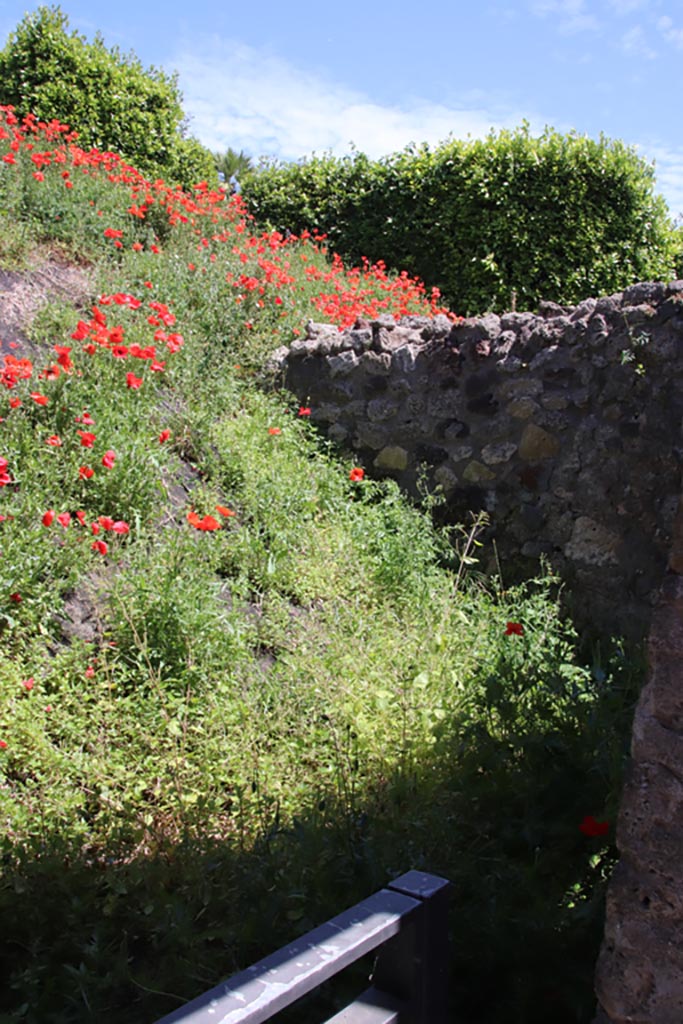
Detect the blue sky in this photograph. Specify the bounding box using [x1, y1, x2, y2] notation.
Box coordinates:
[1, 0, 682, 216]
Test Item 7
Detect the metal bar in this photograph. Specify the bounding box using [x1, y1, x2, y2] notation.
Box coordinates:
[155, 888, 420, 1024]
[384, 871, 451, 1024]
[323, 986, 403, 1024]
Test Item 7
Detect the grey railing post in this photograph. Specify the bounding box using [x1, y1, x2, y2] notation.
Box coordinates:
[370, 870, 451, 1024]
[153, 870, 450, 1024]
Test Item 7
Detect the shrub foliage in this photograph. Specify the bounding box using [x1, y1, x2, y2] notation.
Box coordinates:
[0, 5, 215, 188]
[244, 126, 681, 314]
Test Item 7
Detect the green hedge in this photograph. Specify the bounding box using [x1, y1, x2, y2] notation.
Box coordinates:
[0, 5, 216, 189]
[244, 127, 682, 314]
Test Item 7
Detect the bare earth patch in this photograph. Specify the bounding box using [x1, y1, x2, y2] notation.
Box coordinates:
[0, 252, 92, 357]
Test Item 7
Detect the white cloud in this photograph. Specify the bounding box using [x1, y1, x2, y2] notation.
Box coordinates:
[174, 37, 543, 163]
[529, 0, 600, 33]
[170, 33, 683, 221]
[644, 143, 683, 217]
[605, 0, 648, 14]
[657, 14, 683, 47]
[619, 25, 657, 57]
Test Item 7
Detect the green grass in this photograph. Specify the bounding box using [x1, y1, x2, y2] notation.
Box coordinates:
[0, 111, 643, 1024]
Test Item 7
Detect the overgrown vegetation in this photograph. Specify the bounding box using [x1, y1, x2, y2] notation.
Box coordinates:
[0, 106, 643, 1024]
[0, 5, 215, 188]
[244, 126, 683, 314]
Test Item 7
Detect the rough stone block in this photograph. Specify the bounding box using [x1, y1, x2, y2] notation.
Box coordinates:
[462, 460, 496, 484]
[367, 397, 399, 423]
[374, 445, 409, 471]
[564, 516, 620, 566]
[481, 442, 517, 465]
[518, 423, 560, 460]
[327, 350, 359, 377]
[507, 397, 539, 419]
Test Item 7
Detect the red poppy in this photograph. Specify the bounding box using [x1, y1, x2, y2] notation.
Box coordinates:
[349, 467, 365, 482]
[46, 435, 62, 447]
[91, 539, 108, 555]
[579, 815, 609, 837]
[79, 465, 94, 479]
[21, 677, 35, 691]
[102, 450, 116, 469]
[215, 505, 235, 517]
[165, 334, 183, 353]
[187, 511, 221, 531]
[298, 406, 311, 417]
[126, 372, 143, 389]
[0, 739, 7, 749]
[30, 392, 49, 405]
[71, 321, 90, 341]
[9, 593, 22, 603]
[112, 520, 130, 534]
[55, 346, 73, 371]
[268, 427, 281, 435]
[505, 622, 524, 636]
[98, 516, 115, 531]
[158, 429, 171, 443]
[78, 431, 96, 447]
[75, 510, 87, 526]
[9, 397, 21, 409]
[42, 509, 55, 527]
[56, 512, 71, 528]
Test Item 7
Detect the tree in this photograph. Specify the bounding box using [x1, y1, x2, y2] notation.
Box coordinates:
[0, 5, 215, 188]
[213, 148, 254, 183]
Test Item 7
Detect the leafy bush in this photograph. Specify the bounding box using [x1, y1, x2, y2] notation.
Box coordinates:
[0, 5, 215, 188]
[245, 126, 681, 314]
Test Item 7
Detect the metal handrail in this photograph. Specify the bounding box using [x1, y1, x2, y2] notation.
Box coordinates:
[154, 870, 450, 1024]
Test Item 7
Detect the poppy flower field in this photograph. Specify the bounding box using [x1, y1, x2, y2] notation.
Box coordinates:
[0, 106, 641, 1024]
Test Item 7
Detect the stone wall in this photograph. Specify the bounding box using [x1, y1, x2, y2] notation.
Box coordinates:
[593, 494, 683, 1024]
[271, 280, 683, 637]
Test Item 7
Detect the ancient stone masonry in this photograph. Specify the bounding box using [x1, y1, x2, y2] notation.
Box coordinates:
[270, 280, 683, 637]
[593, 495, 683, 1024]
